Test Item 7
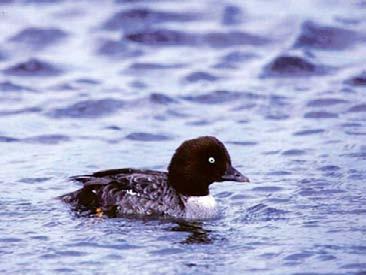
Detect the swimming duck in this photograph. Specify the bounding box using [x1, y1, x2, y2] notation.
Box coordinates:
[62, 136, 249, 219]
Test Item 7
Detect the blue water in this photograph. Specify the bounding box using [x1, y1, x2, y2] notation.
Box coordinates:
[0, 0, 366, 274]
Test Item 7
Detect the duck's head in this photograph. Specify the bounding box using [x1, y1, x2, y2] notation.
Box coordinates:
[168, 136, 249, 196]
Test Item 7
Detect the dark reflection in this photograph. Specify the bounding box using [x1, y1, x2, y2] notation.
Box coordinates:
[170, 221, 213, 245]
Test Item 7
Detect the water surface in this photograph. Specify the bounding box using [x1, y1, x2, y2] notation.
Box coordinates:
[0, 0, 366, 274]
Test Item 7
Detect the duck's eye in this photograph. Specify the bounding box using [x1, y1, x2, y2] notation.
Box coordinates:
[208, 157, 215, 164]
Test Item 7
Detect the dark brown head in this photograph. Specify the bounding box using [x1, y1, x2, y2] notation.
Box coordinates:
[167, 136, 249, 196]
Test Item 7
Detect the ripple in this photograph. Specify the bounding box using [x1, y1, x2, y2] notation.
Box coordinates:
[306, 98, 348, 107]
[348, 104, 366, 113]
[342, 122, 362, 127]
[3, 58, 63, 77]
[149, 247, 184, 255]
[319, 165, 341, 172]
[345, 130, 366, 136]
[185, 119, 211, 126]
[52, 78, 101, 91]
[265, 112, 290, 120]
[52, 268, 75, 273]
[0, 136, 19, 142]
[0, 237, 22, 243]
[105, 125, 122, 131]
[224, 51, 256, 62]
[282, 149, 306, 156]
[251, 186, 283, 192]
[0, 107, 41, 116]
[262, 150, 280, 155]
[222, 5, 243, 25]
[55, 250, 88, 257]
[24, 134, 71, 144]
[129, 63, 183, 71]
[341, 152, 366, 159]
[266, 170, 292, 176]
[0, 48, 8, 60]
[125, 29, 196, 46]
[342, 122, 366, 135]
[149, 93, 176, 104]
[341, 263, 366, 270]
[293, 129, 325, 136]
[9, 27, 67, 50]
[204, 31, 268, 47]
[293, 21, 361, 50]
[68, 241, 139, 250]
[184, 71, 219, 82]
[29, 235, 49, 241]
[0, 81, 34, 92]
[98, 39, 142, 59]
[125, 29, 268, 47]
[230, 194, 249, 200]
[5, 0, 64, 3]
[243, 203, 289, 222]
[125, 132, 171, 141]
[215, 51, 257, 69]
[19, 177, 51, 184]
[345, 71, 366, 86]
[304, 111, 339, 119]
[47, 99, 124, 118]
[182, 90, 241, 104]
[262, 55, 328, 77]
[103, 8, 199, 32]
[284, 252, 312, 261]
[226, 141, 258, 146]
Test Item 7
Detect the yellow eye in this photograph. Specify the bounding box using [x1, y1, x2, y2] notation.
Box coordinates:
[208, 157, 215, 164]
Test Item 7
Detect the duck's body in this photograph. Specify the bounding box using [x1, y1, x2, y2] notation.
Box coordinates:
[63, 169, 183, 218]
[62, 136, 249, 219]
[62, 168, 218, 219]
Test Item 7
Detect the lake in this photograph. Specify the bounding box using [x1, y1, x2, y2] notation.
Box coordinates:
[0, 0, 365, 274]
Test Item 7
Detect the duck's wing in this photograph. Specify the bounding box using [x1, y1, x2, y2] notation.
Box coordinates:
[73, 168, 169, 200]
[62, 168, 171, 216]
[72, 168, 159, 182]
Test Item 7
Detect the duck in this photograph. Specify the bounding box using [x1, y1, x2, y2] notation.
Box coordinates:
[61, 136, 249, 219]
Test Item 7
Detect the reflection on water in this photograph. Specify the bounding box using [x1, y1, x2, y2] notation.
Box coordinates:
[171, 221, 213, 245]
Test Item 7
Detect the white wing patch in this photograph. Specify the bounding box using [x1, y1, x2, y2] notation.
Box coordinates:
[126, 189, 139, 196]
[184, 195, 218, 219]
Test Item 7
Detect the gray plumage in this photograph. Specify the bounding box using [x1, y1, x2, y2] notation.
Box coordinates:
[62, 168, 186, 218]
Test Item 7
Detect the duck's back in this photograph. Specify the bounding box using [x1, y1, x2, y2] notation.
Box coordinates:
[61, 168, 184, 217]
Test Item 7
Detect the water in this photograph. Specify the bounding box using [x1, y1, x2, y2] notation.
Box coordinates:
[0, 0, 366, 274]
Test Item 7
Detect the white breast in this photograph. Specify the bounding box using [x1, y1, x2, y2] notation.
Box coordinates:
[184, 195, 218, 219]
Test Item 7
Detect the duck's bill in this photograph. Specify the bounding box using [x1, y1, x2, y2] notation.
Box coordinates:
[220, 165, 250, 182]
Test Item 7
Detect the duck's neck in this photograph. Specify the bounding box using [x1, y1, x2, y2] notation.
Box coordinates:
[168, 173, 210, 196]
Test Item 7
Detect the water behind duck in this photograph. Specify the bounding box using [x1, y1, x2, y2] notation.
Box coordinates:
[0, 0, 366, 274]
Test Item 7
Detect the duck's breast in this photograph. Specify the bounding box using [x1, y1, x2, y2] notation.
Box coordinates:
[184, 195, 218, 219]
